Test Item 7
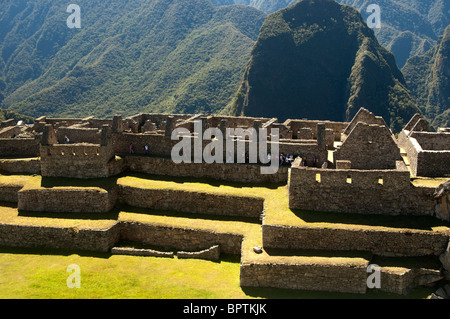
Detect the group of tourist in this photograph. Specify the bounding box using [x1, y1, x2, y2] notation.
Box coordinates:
[125, 143, 328, 168]
[129, 143, 150, 155]
[271, 153, 326, 168]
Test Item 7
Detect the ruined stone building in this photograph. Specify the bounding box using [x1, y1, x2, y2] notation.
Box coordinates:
[0, 108, 449, 297]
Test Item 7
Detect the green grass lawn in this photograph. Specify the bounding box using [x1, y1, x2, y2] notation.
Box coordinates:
[0, 248, 246, 299]
[0, 247, 435, 299]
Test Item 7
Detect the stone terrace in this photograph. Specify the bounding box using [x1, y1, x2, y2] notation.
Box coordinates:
[0, 110, 449, 297]
[0, 172, 448, 296]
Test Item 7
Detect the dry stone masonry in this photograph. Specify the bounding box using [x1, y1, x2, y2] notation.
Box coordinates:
[0, 109, 449, 296]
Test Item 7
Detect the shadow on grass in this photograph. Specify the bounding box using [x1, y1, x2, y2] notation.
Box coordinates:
[371, 255, 442, 269]
[241, 286, 434, 299]
[18, 209, 120, 221]
[40, 176, 120, 191]
[125, 172, 286, 190]
[0, 201, 18, 209]
[118, 204, 262, 225]
[0, 245, 112, 259]
[0, 245, 242, 265]
[264, 248, 373, 260]
[292, 209, 450, 231]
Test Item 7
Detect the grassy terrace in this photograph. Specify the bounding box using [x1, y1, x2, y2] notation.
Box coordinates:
[1, 172, 449, 247]
[0, 172, 448, 298]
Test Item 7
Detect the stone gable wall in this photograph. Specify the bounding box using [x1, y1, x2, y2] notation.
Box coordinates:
[334, 123, 402, 170]
[342, 108, 387, 138]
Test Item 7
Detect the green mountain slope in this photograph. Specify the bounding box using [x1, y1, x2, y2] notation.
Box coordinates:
[227, 0, 420, 132]
[0, 109, 33, 124]
[336, 0, 450, 68]
[402, 25, 450, 128]
[211, 0, 298, 14]
[0, 0, 265, 118]
[213, 0, 450, 69]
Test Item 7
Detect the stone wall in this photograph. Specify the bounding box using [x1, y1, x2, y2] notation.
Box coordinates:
[0, 217, 243, 256]
[379, 267, 442, 295]
[342, 108, 387, 139]
[416, 151, 450, 178]
[0, 126, 22, 138]
[178, 245, 221, 261]
[262, 224, 450, 257]
[411, 132, 450, 151]
[125, 156, 289, 184]
[0, 138, 40, 158]
[119, 222, 243, 255]
[0, 158, 41, 175]
[288, 164, 436, 216]
[18, 187, 118, 213]
[113, 133, 175, 157]
[240, 260, 368, 294]
[40, 144, 115, 179]
[0, 184, 25, 202]
[111, 246, 174, 258]
[399, 131, 450, 177]
[118, 185, 265, 218]
[0, 223, 120, 253]
[283, 119, 348, 141]
[56, 127, 101, 144]
[114, 132, 326, 162]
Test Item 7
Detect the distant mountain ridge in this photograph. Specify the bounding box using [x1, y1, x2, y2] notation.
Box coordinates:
[0, 0, 265, 118]
[210, 0, 297, 14]
[227, 0, 420, 132]
[402, 25, 450, 128]
[213, 0, 450, 68]
[336, 0, 450, 68]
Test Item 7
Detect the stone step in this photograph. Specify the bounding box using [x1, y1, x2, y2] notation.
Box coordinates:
[111, 246, 174, 258]
[111, 243, 221, 261]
